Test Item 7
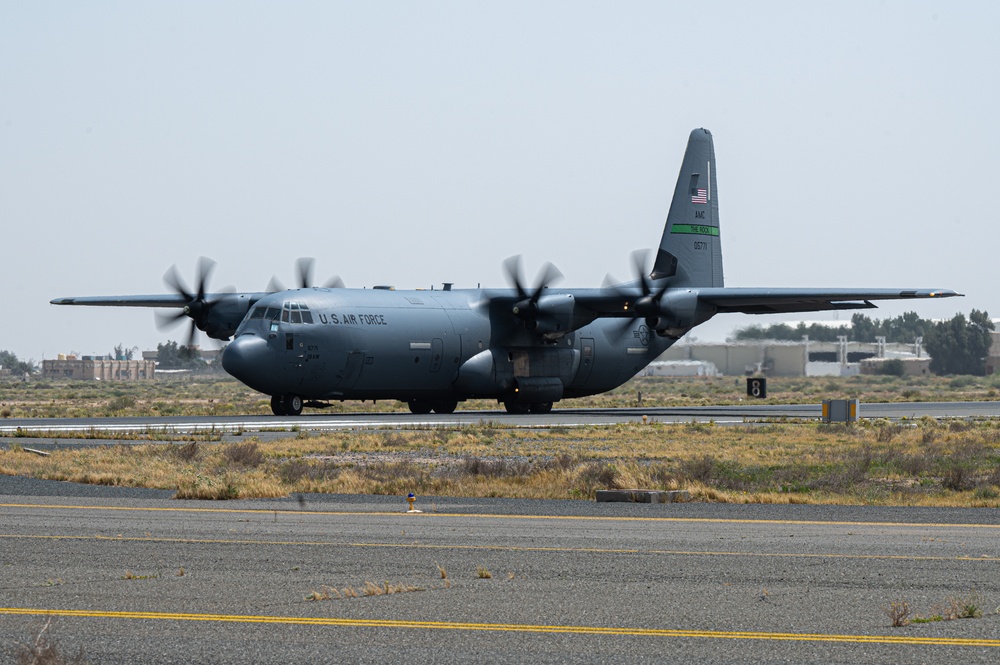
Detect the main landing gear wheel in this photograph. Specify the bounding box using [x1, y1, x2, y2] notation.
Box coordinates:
[270, 395, 286, 416]
[431, 400, 458, 414]
[408, 400, 433, 415]
[529, 401, 553, 414]
[503, 401, 530, 415]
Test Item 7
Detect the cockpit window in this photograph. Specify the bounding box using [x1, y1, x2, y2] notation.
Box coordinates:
[275, 301, 313, 324]
[252, 302, 314, 326]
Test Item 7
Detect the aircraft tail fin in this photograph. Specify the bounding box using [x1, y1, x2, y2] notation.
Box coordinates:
[651, 128, 724, 288]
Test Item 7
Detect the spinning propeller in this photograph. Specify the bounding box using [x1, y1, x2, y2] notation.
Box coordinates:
[156, 256, 231, 347]
[267, 257, 344, 293]
[502, 256, 563, 328]
[628, 250, 671, 326]
[604, 250, 673, 337]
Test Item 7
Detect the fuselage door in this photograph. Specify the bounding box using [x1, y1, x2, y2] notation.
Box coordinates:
[576, 337, 595, 385]
[430, 338, 444, 373]
[336, 351, 366, 388]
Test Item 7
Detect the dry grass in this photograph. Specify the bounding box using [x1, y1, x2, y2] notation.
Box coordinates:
[121, 570, 158, 580]
[15, 619, 88, 665]
[892, 590, 988, 625]
[883, 600, 911, 627]
[4, 374, 1000, 419]
[306, 580, 427, 601]
[2, 418, 1000, 505]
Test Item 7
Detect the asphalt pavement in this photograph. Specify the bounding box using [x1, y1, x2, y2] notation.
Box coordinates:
[2, 480, 999, 664]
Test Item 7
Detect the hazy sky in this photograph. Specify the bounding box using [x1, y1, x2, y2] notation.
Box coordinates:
[2, 1, 997, 361]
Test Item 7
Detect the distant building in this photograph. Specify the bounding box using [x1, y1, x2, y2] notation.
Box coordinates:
[42, 355, 156, 381]
[643, 360, 720, 377]
[659, 339, 927, 377]
[142, 346, 221, 364]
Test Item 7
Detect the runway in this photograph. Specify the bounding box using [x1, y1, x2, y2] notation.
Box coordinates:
[3, 401, 1000, 438]
[1, 491, 999, 663]
[2, 403, 1000, 662]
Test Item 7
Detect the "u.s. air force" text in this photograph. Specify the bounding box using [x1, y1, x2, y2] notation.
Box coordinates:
[318, 313, 388, 326]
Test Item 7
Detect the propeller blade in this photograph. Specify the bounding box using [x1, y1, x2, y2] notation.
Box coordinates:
[502, 256, 529, 300]
[296, 257, 315, 289]
[185, 320, 198, 350]
[163, 265, 194, 302]
[266, 276, 285, 293]
[155, 309, 188, 330]
[194, 256, 216, 302]
[630, 249, 653, 297]
[530, 262, 563, 302]
[270, 258, 339, 291]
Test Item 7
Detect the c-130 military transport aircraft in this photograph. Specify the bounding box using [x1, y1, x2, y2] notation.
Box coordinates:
[53, 129, 959, 416]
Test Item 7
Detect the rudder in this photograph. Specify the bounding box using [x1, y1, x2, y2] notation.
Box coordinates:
[651, 128, 724, 288]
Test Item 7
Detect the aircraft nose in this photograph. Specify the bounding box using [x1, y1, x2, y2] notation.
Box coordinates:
[222, 334, 272, 391]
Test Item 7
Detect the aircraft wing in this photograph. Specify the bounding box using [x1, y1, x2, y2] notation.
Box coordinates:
[50, 292, 269, 342]
[692, 287, 962, 315]
[51, 295, 191, 308]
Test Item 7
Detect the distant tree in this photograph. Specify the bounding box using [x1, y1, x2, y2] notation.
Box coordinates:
[882, 311, 931, 344]
[734, 312, 933, 344]
[924, 310, 995, 375]
[850, 313, 877, 342]
[112, 343, 139, 361]
[733, 322, 846, 342]
[872, 358, 906, 377]
[156, 341, 205, 369]
[0, 350, 34, 375]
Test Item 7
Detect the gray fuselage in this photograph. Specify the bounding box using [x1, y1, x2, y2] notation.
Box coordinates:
[221, 286, 678, 404]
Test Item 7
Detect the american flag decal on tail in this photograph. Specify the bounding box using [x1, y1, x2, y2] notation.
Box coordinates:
[691, 188, 707, 204]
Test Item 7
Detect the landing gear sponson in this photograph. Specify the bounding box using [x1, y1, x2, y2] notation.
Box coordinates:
[269, 395, 553, 416]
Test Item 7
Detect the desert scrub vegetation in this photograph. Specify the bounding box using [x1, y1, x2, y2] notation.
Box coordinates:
[4, 374, 1000, 419]
[14, 618, 88, 665]
[2, 418, 1000, 506]
[883, 590, 990, 627]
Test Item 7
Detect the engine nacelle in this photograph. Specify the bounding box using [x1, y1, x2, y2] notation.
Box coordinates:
[649, 290, 713, 337]
[518, 294, 595, 338]
[197, 294, 258, 340]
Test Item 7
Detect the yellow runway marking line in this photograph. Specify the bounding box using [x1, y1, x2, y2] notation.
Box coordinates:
[1, 532, 996, 562]
[1, 607, 998, 647]
[2, 503, 999, 531]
